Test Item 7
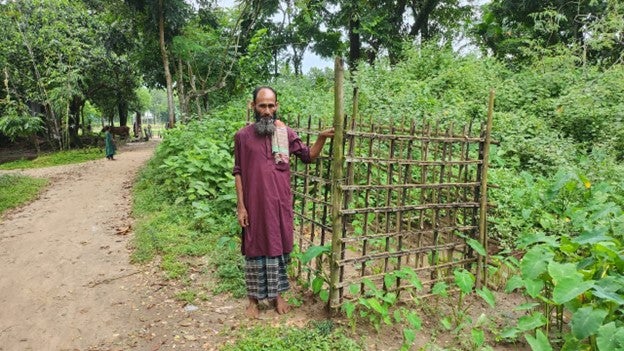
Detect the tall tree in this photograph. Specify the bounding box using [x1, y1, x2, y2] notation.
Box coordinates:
[0, 0, 109, 149]
[125, 0, 191, 128]
[311, 0, 474, 68]
[474, 0, 624, 66]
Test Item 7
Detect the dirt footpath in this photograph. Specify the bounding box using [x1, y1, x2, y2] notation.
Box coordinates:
[0, 140, 155, 350]
[0, 140, 244, 351]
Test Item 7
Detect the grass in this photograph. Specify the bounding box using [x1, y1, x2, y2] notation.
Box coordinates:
[0, 147, 103, 170]
[0, 174, 48, 216]
[220, 321, 362, 351]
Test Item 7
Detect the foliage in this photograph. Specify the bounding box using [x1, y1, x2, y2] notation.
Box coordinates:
[500, 172, 624, 350]
[0, 101, 44, 142]
[0, 174, 47, 216]
[0, 148, 103, 170]
[353, 45, 503, 126]
[220, 322, 362, 351]
[474, 0, 624, 67]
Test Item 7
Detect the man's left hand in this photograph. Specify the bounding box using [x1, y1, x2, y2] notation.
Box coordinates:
[319, 128, 335, 138]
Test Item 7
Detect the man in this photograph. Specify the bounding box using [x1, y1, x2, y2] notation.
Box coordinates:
[233, 86, 334, 318]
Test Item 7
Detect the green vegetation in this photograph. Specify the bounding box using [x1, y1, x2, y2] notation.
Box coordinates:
[0, 148, 103, 170]
[0, 174, 47, 216]
[130, 43, 624, 349]
[221, 321, 362, 351]
[3, 0, 623, 349]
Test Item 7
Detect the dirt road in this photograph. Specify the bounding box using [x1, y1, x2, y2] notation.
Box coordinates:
[0, 140, 253, 351]
[0, 139, 328, 351]
[0, 140, 157, 350]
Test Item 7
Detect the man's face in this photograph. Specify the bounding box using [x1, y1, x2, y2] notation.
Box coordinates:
[252, 88, 279, 136]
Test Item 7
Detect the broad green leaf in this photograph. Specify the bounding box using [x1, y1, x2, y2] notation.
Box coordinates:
[552, 278, 594, 304]
[515, 302, 540, 311]
[548, 261, 581, 284]
[301, 245, 331, 264]
[592, 283, 624, 305]
[367, 298, 386, 315]
[467, 238, 487, 256]
[476, 287, 496, 308]
[432, 281, 448, 297]
[597, 322, 624, 351]
[394, 310, 402, 323]
[342, 301, 355, 318]
[454, 269, 475, 294]
[505, 275, 525, 293]
[500, 327, 519, 339]
[312, 276, 324, 294]
[521, 246, 553, 280]
[524, 278, 545, 298]
[574, 228, 610, 244]
[405, 311, 422, 330]
[440, 317, 452, 330]
[403, 328, 416, 345]
[384, 272, 396, 289]
[517, 313, 547, 332]
[471, 328, 485, 347]
[348, 283, 360, 295]
[319, 289, 329, 303]
[525, 329, 553, 351]
[570, 306, 608, 340]
[382, 292, 397, 305]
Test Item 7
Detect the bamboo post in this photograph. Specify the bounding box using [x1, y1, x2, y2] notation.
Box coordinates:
[476, 90, 495, 289]
[329, 57, 345, 309]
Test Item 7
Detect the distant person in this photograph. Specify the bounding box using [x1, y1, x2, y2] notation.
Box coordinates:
[103, 126, 116, 160]
[233, 86, 334, 318]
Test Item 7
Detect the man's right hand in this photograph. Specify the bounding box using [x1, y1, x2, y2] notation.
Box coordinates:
[237, 206, 249, 227]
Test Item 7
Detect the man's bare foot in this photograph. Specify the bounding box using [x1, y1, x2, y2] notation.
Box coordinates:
[246, 297, 259, 318]
[275, 294, 290, 315]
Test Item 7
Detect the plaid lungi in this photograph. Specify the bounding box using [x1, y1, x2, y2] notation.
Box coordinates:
[245, 254, 291, 300]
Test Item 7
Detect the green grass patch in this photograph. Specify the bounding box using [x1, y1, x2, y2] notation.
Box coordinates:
[220, 321, 362, 351]
[0, 147, 103, 170]
[211, 236, 246, 298]
[0, 174, 48, 215]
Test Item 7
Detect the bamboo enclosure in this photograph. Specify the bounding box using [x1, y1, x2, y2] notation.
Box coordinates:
[284, 59, 495, 308]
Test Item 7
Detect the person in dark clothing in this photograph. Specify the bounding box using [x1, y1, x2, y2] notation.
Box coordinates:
[233, 86, 333, 318]
[103, 126, 116, 160]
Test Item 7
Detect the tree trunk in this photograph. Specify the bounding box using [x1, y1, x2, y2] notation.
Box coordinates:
[176, 57, 188, 122]
[348, 14, 361, 70]
[159, 0, 176, 128]
[118, 97, 129, 127]
[187, 62, 203, 117]
[68, 95, 83, 147]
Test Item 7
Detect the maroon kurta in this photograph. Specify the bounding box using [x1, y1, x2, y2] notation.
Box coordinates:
[233, 124, 312, 258]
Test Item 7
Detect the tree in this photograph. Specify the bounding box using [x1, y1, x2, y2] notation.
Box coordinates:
[1, 0, 109, 149]
[125, 0, 191, 128]
[474, 0, 624, 66]
[310, 0, 474, 68]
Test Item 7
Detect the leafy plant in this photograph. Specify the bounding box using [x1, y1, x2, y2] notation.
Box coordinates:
[502, 172, 624, 350]
[221, 322, 362, 351]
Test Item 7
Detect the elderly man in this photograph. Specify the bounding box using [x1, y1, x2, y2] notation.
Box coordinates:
[233, 86, 334, 318]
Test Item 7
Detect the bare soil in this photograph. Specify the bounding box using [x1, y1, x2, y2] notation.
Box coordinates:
[0, 139, 529, 351]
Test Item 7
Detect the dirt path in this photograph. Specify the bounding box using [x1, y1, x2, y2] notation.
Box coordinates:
[0, 140, 157, 350]
[0, 140, 329, 351]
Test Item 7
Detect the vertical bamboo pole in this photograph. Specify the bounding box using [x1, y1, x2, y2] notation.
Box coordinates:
[476, 90, 495, 289]
[329, 57, 345, 308]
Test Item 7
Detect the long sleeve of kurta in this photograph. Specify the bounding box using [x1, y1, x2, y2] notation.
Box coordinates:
[232, 125, 311, 257]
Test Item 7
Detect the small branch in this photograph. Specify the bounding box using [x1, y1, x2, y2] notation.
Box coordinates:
[85, 270, 142, 288]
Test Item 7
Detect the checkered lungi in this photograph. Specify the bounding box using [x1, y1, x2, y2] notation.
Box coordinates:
[245, 254, 291, 300]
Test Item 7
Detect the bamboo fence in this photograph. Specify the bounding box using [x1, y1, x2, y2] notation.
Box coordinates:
[283, 59, 495, 309]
